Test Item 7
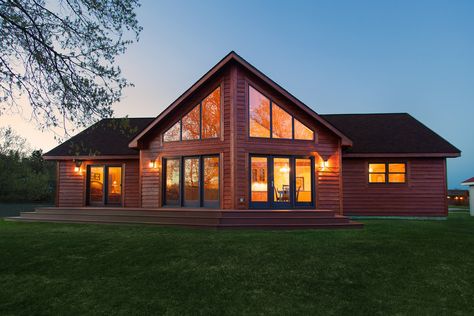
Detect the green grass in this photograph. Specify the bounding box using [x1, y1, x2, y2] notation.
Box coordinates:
[0, 202, 53, 217]
[1, 214, 474, 315]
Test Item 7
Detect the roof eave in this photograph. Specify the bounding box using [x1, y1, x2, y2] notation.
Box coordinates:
[43, 154, 139, 161]
[342, 152, 461, 158]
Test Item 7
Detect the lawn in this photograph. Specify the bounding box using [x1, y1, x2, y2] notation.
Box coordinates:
[0, 214, 473, 315]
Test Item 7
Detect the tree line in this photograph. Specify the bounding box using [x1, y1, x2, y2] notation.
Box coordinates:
[0, 127, 55, 202]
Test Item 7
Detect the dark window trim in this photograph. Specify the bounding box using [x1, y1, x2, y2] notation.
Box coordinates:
[247, 83, 315, 141]
[249, 154, 315, 209]
[368, 162, 407, 184]
[163, 83, 222, 143]
[162, 154, 220, 209]
[86, 164, 124, 206]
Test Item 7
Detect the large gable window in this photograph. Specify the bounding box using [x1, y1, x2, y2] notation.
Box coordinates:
[202, 87, 221, 139]
[294, 119, 314, 140]
[272, 103, 292, 139]
[248, 85, 314, 141]
[163, 86, 221, 142]
[249, 85, 270, 138]
[369, 163, 406, 184]
[163, 121, 180, 142]
[182, 104, 200, 140]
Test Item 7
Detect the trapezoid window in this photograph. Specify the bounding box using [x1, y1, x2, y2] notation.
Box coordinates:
[294, 119, 314, 140]
[163, 121, 181, 142]
[272, 103, 292, 139]
[248, 84, 315, 141]
[202, 87, 221, 139]
[249, 85, 271, 138]
[182, 104, 200, 140]
[163, 86, 221, 142]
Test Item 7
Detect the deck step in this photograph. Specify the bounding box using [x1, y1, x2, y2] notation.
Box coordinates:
[6, 207, 363, 230]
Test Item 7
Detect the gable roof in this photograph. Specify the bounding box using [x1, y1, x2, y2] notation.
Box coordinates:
[43, 118, 154, 159]
[462, 177, 474, 186]
[321, 113, 460, 157]
[128, 51, 353, 148]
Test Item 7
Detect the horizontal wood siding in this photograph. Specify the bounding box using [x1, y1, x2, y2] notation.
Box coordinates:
[341, 157, 448, 216]
[140, 66, 232, 208]
[233, 66, 343, 213]
[139, 62, 343, 212]
[57, 160, 85, 207]
[57, 159, 140, 208]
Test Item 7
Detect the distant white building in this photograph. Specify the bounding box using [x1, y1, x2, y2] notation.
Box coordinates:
[461, 177, 474, 216]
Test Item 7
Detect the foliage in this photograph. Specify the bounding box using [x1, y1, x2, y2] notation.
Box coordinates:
[0, 127, 55, 202]
[0, 0, 142, 133]
[0, 126, 30, 156]
[0, 214, 473, 315]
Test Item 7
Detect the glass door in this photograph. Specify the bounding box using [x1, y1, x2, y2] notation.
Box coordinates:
[249, 155, 314, 209]
[272, 157, 292, 208]
[164, 158, 181, 205]
[88, 166, 105, 206]
[87, 165, 123, 206]
[106, 166, 122, 205]
[183, 157, 200, 207]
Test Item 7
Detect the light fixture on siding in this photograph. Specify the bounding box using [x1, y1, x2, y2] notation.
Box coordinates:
[74, 160, 83, 173]
[320, 159, 329, 171]
[149, 160, 156, 168]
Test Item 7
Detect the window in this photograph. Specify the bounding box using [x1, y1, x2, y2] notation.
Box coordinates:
[272, 103, 292, 139]
[249, 86, 270, 138]
[163, 121, 181, 142]
[251, 157, 268, 202]
[248, 85, 314, 140]
[164, 156, 220, 208]
[294, 119, 314, 140]
[182, 105, 200, 140]
[369, 163, 406, 184]
[163, 86, 221, 142]
[202, 87, 221, 139]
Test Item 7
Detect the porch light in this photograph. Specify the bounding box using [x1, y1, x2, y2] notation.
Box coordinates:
[320, 159, 329, 170]
[74, 160, 82, 173]
[149, 160, 156, 168]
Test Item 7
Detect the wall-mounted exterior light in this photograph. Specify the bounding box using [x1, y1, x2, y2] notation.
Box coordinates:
[319, 159, 329, 171]
[149, 160, 156, 168]
[74, 160, 83, 173]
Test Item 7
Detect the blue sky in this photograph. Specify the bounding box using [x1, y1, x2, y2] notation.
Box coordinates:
[3, 0, 473, 188]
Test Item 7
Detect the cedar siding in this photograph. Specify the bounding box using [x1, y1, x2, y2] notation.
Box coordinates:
[45, 52, 460, 218]
[57, 160, 140, 208]
[341, 158, 448, 216]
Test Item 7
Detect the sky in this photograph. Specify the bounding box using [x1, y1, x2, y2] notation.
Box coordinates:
[1, 0, 473, 188]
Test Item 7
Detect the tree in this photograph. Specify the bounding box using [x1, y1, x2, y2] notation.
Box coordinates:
[0, 0, 142, 134]
[0, 126, 30, 155]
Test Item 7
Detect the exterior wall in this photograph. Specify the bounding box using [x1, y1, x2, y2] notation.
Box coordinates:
[57, 159, 140, 207]
[341, 157, 448, 217]
[232, 65, 343, 212]
[139, 63, 343, 212]
[139, 66, 232, 208]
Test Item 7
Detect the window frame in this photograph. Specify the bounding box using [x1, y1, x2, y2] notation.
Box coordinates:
[162, 84, 222, 143]
[247, 83, 315, 142]
[368, 162, 407, 184]
[162, 154, 220, 208]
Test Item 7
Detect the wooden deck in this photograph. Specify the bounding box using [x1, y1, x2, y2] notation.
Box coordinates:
[6, 207, 363, 229]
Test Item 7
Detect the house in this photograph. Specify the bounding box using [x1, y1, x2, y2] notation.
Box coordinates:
[447, 189, 469, 206]
[461, 177, 474, 216]
[9, 52, 461, 228]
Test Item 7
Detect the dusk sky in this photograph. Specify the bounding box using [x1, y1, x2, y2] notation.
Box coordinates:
[1, 0, 473, 188]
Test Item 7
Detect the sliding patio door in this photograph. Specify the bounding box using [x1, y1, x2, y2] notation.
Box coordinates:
[250, 155, 314, 209]
[87, 165, 123, 206]
[163, 155, 220, 208]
